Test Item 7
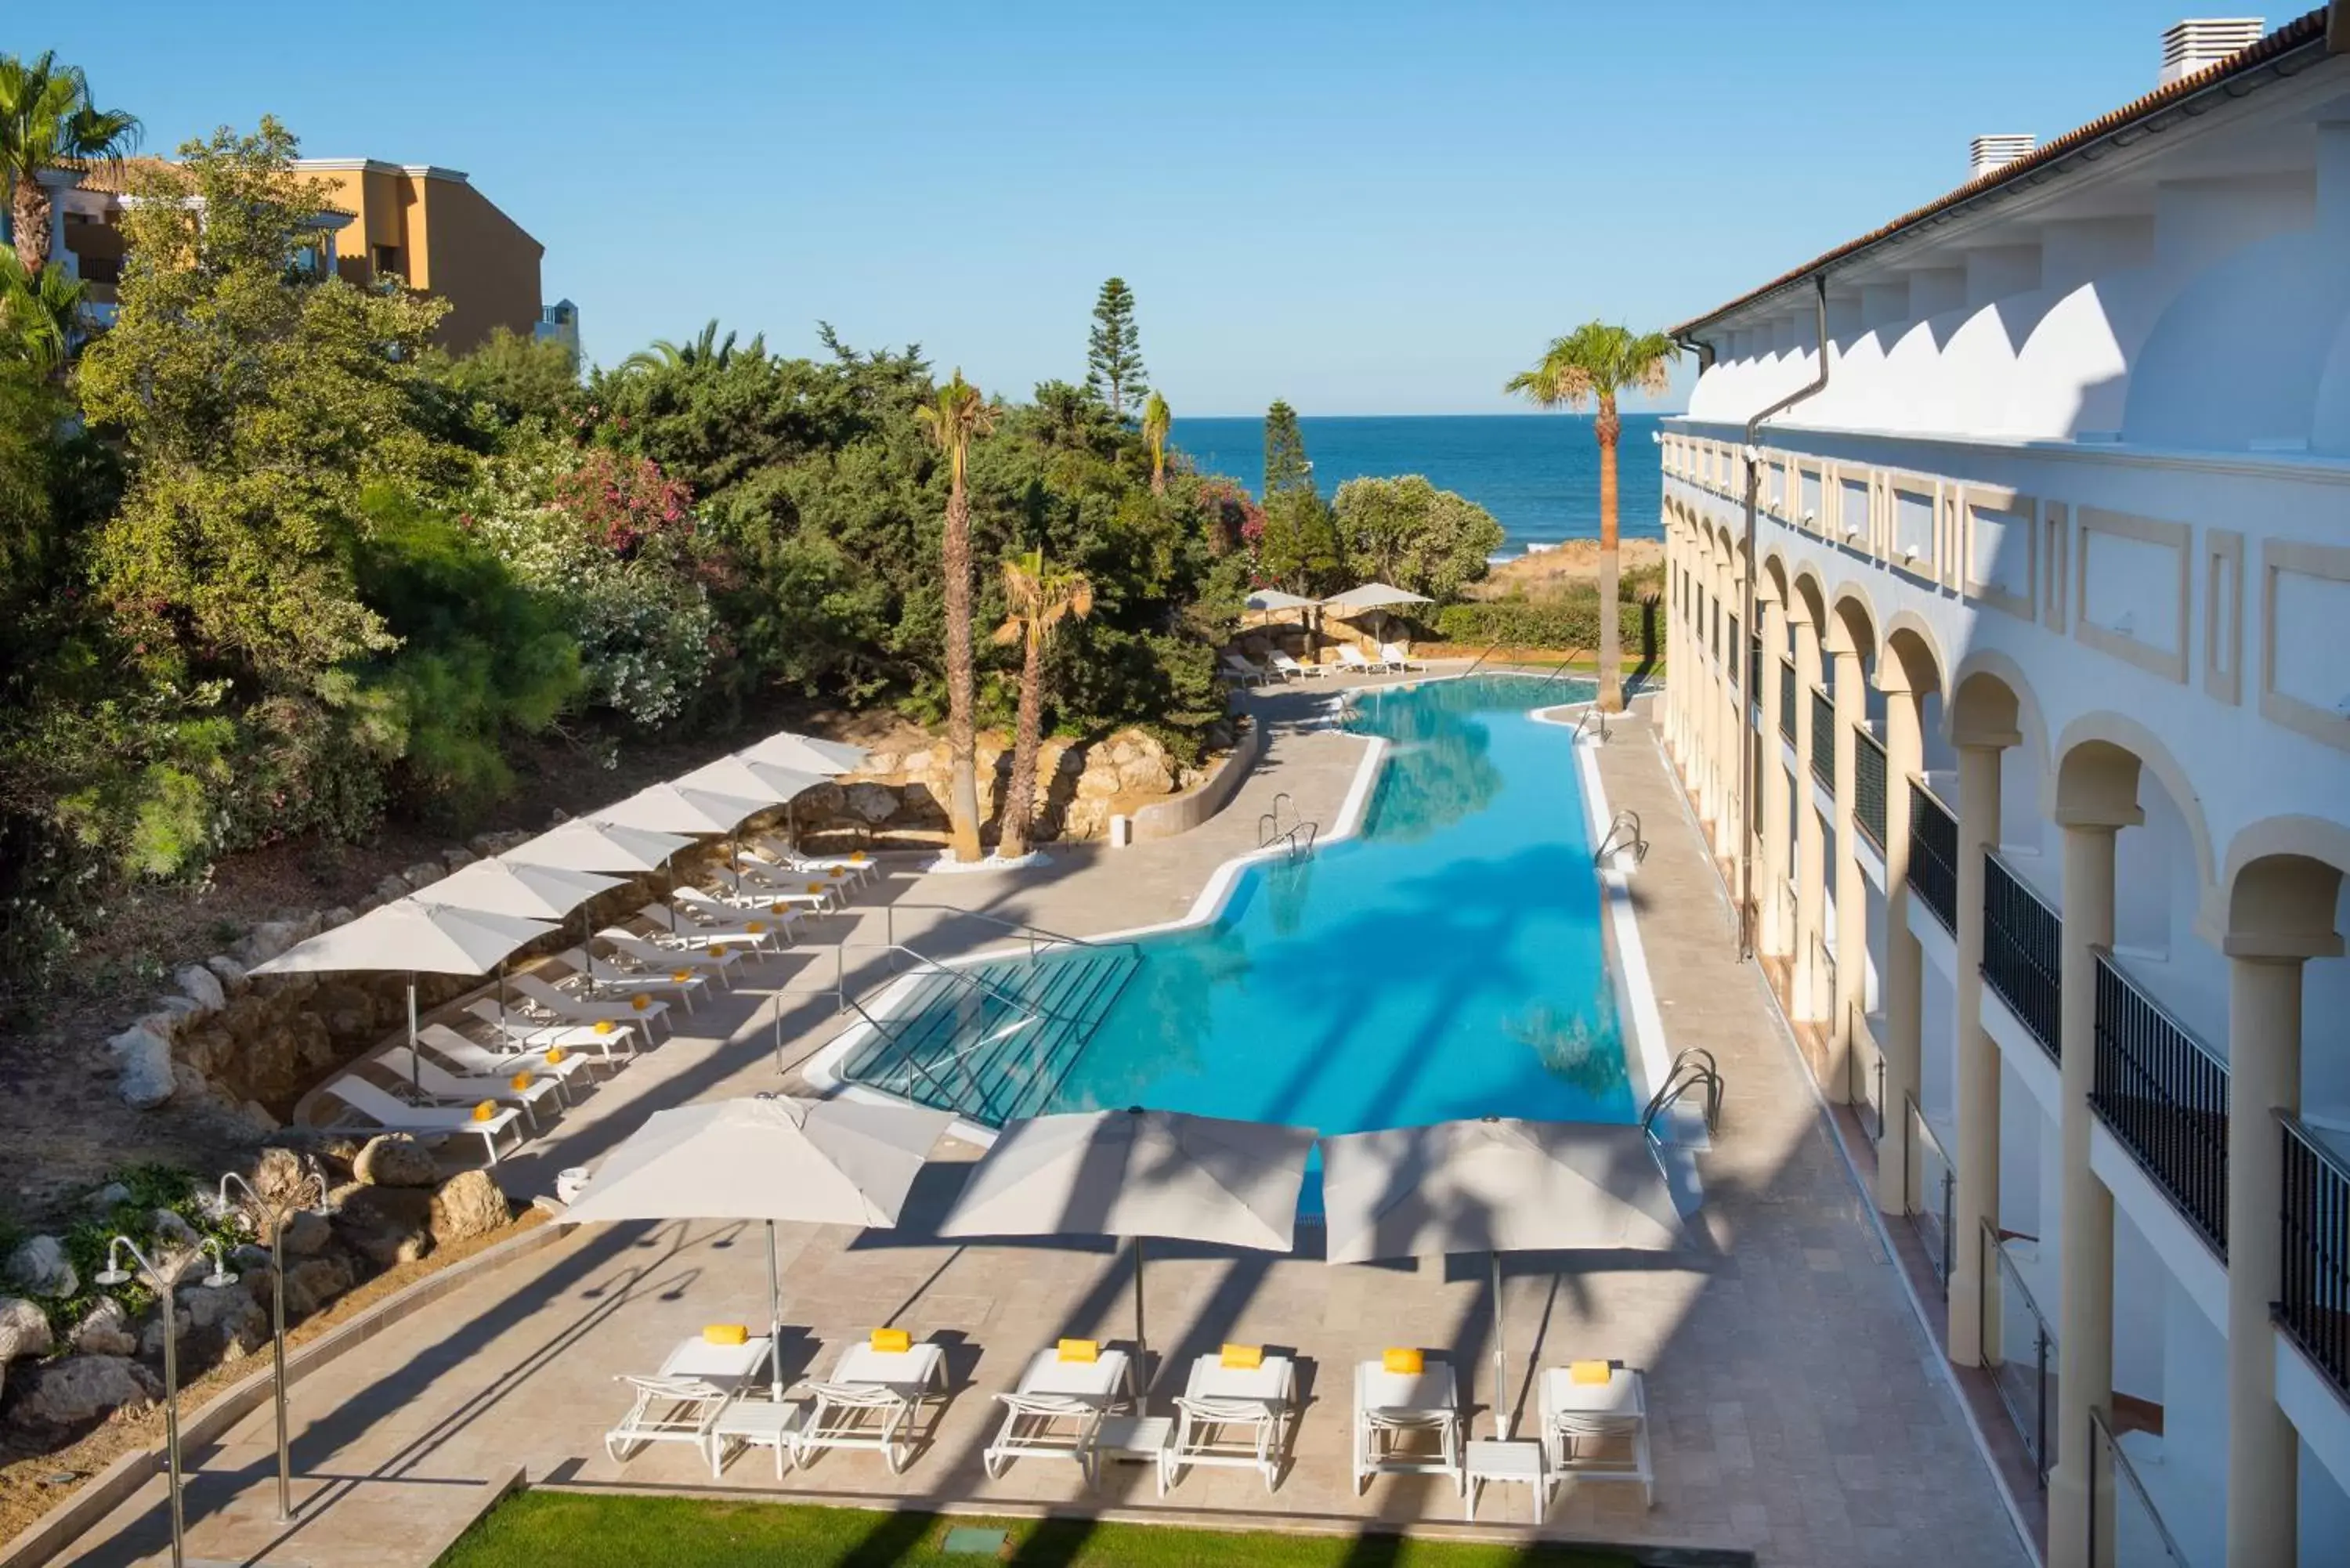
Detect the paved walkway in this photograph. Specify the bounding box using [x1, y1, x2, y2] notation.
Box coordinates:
[49, 685, 2028, 1567]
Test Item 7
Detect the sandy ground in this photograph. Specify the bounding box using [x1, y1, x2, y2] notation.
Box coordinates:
[1477, 537, 1663, 597]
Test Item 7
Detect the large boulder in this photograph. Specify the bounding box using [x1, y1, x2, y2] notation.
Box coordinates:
[108, 1023, 177, 1110]
[330, 1183, 434, 1268]
[0, 1295, 53, 1365]
[280, 1253, 355, 1318]
[841, 782, 899, 825]
[139, 1305, 194, 1360]
[274, 1208, 333, 1257]
[400, 859, 446, 892]
[69, 1299, 137, 1357]
[174, 963, 227, 1014]
[6, 1355, 162, 1429]
[352, 1134, 439, 1189]
[428, 1171, 509, 1248]
[183, 1281, 269, 1358]
[5, 1235, 77, 1299]
[204, 953, 251, 995]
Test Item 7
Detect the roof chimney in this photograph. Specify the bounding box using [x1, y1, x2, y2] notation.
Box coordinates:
[2159, 18, 2266, 83]
[1969, 135, 2037, 180]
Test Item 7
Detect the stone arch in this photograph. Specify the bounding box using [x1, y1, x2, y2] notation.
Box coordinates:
[1824, 578, 1879, 659]
[2052, 712, 2217, 892]
[1790, 565, 1831, 630]
[2209, 817, 2350, 949]
[1760, 549, 1794, 609]
[1947, 649, 2048, 757]
[1879, 612, 1949, 701]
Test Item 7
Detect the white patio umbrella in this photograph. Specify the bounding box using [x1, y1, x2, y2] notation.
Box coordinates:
[503, 821, 695, 983]
[1319, 582, 1434, 615]
[562, 1096, 953, 1396]
[1318, 1116, 1679, 1437]
[671, 757, 830, 890]
[739, 729, 869, 776]
[595, 782, 772, 837]
[431, 859, 628, 1013]
[250, 900, 556, 1089]
[1244, 588, 1319, 614]
[937, 1106, 1317, 1378]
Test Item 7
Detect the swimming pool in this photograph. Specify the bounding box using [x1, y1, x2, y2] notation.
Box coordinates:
[827, 675, 1646, 1140]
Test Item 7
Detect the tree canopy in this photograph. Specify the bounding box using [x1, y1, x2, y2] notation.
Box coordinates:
[1331, 475, 1503, 602]
[1084, 277, 1148, 420]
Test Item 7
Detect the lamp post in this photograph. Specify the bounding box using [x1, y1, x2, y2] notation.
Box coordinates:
[219, 1167, 326, 1523]
[93, 1234, 237, 1568]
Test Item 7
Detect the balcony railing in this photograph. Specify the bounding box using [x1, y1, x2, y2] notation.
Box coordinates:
[1907, 1094, 1955, 1295]
[1910, 785, 1959, 933]
[1810, 688, 1834, 788]
[1779, 659, 1795, 742]
[1983, 1219, 2055, 1486]
[1983, 853, 2061, 1061]
[2088, 1406, 2194, 1568]
[2091, 952, 2229, 1255]
[1748, 635, 1762, 706]
[2279, 1115, 2350, 1401]
[1855, 728, 1889, 850]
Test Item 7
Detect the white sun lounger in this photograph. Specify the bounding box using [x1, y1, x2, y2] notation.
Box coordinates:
[747, 839, 878, 887]
[702, 873, 839, 916]
[606, 1335, 773, 1465]
[597, 927, 742, 989]
[461, 1000, 638, 1060]
[416, 1023, 598, 1101]
[1538, 1363, 1653, 1508]
[1168, 1351, 1296, 1492]
[1269, 651, 1325, 681]
[510, 973, 674, 1038]
[377, 1045, 565, 1133]
[318, 1077, 524, 1165]
[1353, 1358, 1463, 1495]
[982, 1344, 1136, 1489]
[650, 897, 790, 955]
[1379, 641, 1422, 671]
[1337, 645, 1386, 674]
[559, 945, 710, 1012]
[1220, 653, 1271, 687]
[790, 1339, 950, 1474]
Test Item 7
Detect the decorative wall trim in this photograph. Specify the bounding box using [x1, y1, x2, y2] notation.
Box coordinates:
[2073, 506, 2190, 684]
[2204, 529, 2245, 706]
[2043, 503, 2069, 634]
[2259, 537, 2350, 754]
[1961, 483, 2038, 622]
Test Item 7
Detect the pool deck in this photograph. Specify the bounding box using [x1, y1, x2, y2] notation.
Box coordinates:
[45, 673, 2029, 1567]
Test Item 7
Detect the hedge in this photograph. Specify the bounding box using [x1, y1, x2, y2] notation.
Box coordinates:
[1433, 592, 1667, 658]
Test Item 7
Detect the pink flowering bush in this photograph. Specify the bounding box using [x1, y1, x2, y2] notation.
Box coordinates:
[551, 450, 696, 558]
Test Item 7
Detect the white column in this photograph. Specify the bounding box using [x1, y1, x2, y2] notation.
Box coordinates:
[1759, 593, 1791, 958]
[1665, 526, 1686, 761]
[1829, 645, 1865, 1103]
[35, 168, 78, 278]
[1713, 555, 1741, 862]
[2225, 952, 2304, 1568]
[2048, 817, 2125, 1568]
[1948, 737, 2009, 1364]
[1876, 683, 1925, 1216]
[1792, 613, 1827, 1023]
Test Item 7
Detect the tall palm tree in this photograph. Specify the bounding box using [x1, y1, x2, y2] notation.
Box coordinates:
[991, 549, 1094, 861]
[1506, 323, 1677, 711]
[1142, 390, 1171, 495]
[0, 52, 140, 273]
[0, 252, 85, 374]
[620, 319, 762, 374]
[918, 370, 997, 862]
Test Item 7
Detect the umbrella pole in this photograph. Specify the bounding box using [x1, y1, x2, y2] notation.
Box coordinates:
[766, 1219, 784, 1400]
[1132, 1235, 1148, 1390]
[407, 978, 420, 1093]
[1491, 1249, 1509, 1440]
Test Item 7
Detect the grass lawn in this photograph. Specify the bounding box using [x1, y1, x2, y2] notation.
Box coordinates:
[437, 1490, 1647, 1567]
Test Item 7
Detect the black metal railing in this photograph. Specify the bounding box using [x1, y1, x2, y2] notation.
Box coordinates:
[1810, 688, 1834, 787]
[1910, 786, 1959, 933]
[2280, 1115, 2350, 1401]
[2091, 952, 2229, 1255]
[1748, 635, 1762, 706]
[1855, 728, 1889, 850]
[1779, 659, 1796, 742]
[1983, 854, 2062, 1061]
[1727, 616, 1741, 692]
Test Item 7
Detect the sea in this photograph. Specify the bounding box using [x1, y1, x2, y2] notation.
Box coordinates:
[1172, 411, 1669, 558]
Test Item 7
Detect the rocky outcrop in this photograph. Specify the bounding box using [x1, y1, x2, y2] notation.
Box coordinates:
[797, 728, 1210, 847]
[329, 1183, 434, 1268]
[352, 1134, 439, 1189]
[428, 1171, 509, 1248]
[6, 1355, 162, 1430]
[281, 1252, 355, 1318]
[0, 1295, 54, 1378]
[5, 1235, 77, 1299]
[69, 1299, 138, 1357]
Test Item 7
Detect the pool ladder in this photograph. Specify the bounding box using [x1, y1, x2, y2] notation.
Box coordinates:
[1642, 1046, 1723, 1142]
[1259, 792, 1319, 862]
[1594, 808, 1647, 869]
[1570, 705, 1611, 746]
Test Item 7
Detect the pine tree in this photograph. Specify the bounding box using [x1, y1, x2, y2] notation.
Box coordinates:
[1256, 399, 1336, 591]
[1263, 398, 1310, 498]
[1083, 277, 1148, 419]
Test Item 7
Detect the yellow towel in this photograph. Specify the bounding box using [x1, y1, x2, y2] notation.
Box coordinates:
[1056, 1338, 1099, 1364]
[471, 1100, 499, 1123]
[769, 901, 790, 915]
[508, 1071, 534, 1092]
[1569, 1359, 1614, 1386]
[1382, 1347, 1423, 1375]
[850, 851, 868, 863]
[703, 1324, 748, 1346]
[591, 1020, 616, 1035]
[807, 883, 826, 895]
[630, 994, 652, 1011]
[710, 944, 731, 957]
[545, 1046, 569, 1063]
[747, 922, 766, 935]
[870, 1328, 912, 1353]
[1220, 1343, 1264, 1370]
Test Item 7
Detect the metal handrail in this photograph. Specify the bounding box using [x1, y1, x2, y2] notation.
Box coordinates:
[2088, 1406, 2194, 1568]
[879, 903, 1130, 957]
[1594, 808, 1647, 868]
[1905, 1092, 1957, 1292]
[1641, 1046, 1723, 1139]
[1982, 1217, 2055, 1484]
[1460, 636, 1509, 678]
[1570, 705, 1610, 746]
[1528, 648, 1587, 699]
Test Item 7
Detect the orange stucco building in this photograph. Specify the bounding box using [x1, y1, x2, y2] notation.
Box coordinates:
[294, 160, 545, 352]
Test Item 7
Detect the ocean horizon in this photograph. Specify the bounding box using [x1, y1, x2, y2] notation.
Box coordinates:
[1172, 411, 1672, 555]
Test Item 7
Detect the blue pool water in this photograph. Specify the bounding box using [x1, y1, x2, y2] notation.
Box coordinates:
[884, 675, 1635, 1138]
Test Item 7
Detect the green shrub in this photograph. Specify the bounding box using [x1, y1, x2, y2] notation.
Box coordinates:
[1433, 590, 1668, 658]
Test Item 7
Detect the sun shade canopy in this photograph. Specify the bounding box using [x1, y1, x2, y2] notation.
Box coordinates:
[738, 730, 869, 776]
[249, 900, 555, 979]
[502, 819, 696, 875]
[595, 782, 774, 837]
[428, 858, 626, 922]
[1320, 582, 1433, 613]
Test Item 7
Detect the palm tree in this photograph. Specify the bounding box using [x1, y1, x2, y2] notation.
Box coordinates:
[917, 370, 997, 862]
[1506, 323, 1677, 711]
[0, 52, 140, 274]
[1142, 390, 1171, 495]
[0, 252, 85, 373]
[620, 319, 763, 374]
[991, 549, 1094, 860]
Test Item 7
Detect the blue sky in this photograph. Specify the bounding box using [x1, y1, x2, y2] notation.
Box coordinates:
[43, 0, 2209, 414]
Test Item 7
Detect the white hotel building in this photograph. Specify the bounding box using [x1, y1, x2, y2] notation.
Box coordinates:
[1655, 11, 2350, 1566]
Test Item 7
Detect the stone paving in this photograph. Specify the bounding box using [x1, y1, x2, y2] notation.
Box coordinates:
[49, 675, 2029, 1567]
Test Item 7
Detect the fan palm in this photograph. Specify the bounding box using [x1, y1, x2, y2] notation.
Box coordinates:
[991, 549, 1094, 860]
[0, 254, 85, 374]
[0, 52, 140, 273]
[1506, 323, 1677, 711]
[620, 319, 762, 374]
[918, 369, 998, 862]
[1143, 390, 1171, 495]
